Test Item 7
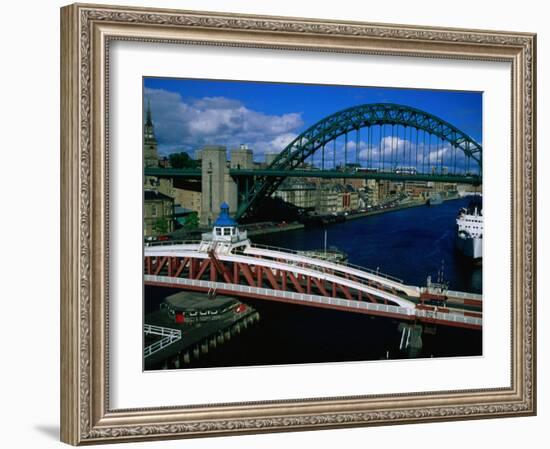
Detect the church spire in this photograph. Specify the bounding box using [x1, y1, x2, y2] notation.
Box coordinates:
[144, 98, 155, 141]
[144, 97, 158, 169]
[146, 98, 153, 127]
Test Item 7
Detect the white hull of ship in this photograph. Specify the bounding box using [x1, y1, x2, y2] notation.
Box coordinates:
[455, 234, 482, 261]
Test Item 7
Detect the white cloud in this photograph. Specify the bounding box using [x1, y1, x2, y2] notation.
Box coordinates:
[265, 133, 298, 153]
[343, 136, 469, 172]
[144, 88, 303, 159]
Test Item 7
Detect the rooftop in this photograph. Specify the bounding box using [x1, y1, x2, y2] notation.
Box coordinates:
[144, 190, 173, 201]
[213, 202, 237, 227]
[173, 206, 195, 215]
[164, 291, 239, 312]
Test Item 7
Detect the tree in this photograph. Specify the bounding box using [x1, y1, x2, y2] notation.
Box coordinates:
[184, 212, 199, 230]
[169, 152, 198, 169]
[153, 217, 169, 234]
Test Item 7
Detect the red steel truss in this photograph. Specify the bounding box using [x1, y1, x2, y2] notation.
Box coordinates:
[143, 254, 481, 330]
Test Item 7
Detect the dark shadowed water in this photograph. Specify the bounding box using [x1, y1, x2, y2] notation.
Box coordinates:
[144, 197, 482, 369]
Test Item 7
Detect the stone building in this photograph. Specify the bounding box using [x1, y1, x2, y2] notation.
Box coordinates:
[144, 190, 174, 237]
[172, 183, 202, 217]
[157, 178, 175, 198]
[230, 144, 254, 169]
[366, 179, 379, 206]
[346, 178, 367, 190]
[377, 180, 405, 201]
[316, 183, 360, 213]
[432, 181, 458, 196]
[342, 184, 360, 211]
[273, 179, 317, 210]
[403, 180, 431, 200]
[317, 184, 342, 214]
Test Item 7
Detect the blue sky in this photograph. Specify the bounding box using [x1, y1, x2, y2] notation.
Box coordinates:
[143, 77, 482, 169]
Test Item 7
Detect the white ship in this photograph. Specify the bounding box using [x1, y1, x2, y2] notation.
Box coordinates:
[455, 199, 483, 262]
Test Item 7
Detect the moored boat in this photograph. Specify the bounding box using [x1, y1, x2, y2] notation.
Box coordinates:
[455, 198, 483, 262]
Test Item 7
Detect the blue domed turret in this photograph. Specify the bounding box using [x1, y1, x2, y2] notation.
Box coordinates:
[213, 202, 237, 227]
[200, 202, 250, 252]
[211, 203, 241, 241]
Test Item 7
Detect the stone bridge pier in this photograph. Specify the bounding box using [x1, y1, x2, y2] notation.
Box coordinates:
[200, 145, 239, 226]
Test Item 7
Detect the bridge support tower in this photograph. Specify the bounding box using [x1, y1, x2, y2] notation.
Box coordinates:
[200, 145, 238, 226]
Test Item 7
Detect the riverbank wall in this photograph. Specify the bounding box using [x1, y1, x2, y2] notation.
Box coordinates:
[170, 195, 461, 240]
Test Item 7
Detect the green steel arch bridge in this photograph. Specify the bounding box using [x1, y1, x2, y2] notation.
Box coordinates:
[145, 103, 482, 221]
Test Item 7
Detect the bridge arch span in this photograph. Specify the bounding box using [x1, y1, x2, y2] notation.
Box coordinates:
[236, 102, 481, 220]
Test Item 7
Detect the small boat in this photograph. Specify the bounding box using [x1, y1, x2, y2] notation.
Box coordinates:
[298, 247, 348, 264]
[298, 230, 348, 263]
[427, 192, 443, 206]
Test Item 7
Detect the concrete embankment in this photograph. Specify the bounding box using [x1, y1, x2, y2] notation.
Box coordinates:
[345, 200, 426, 221]
[345, 195, 460, 222]
[246, 222, 304, 236]
[245, 201, 429, 237]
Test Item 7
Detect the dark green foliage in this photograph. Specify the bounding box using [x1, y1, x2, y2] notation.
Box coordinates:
[169, 152, 198, 169]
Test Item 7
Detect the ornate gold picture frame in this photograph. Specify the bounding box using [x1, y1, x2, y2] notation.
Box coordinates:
[60, 3, 536, 445]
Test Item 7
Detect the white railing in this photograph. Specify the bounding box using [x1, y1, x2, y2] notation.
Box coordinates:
[145, 239, 200, 247]
[144, 275, 417, 318]
[229, 252, 416, 308]
[243, 247, 415, 302]
[414, 309, 482, 327]
[143, 324, 182, 358]
[144, 276, 481, 328]
[247, 243, 404, 283]
[446, 289, 483, 301]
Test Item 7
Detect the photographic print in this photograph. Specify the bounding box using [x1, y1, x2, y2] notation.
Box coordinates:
[142, 78, 483, 371]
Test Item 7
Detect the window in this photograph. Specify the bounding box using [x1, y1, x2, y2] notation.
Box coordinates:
[151, 205, 157, 217]
[215, 227, 222, 236]
[223, 228, 231, 236]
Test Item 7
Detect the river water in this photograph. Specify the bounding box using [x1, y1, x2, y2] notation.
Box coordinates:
[145, 197, 482, 369]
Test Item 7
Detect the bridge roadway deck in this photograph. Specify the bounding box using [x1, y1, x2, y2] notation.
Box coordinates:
[144, 167, 481, 185]
[144, 243, 482, 330]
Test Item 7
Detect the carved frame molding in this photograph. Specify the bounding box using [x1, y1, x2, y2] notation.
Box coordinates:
[60, 3, 536, 445]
